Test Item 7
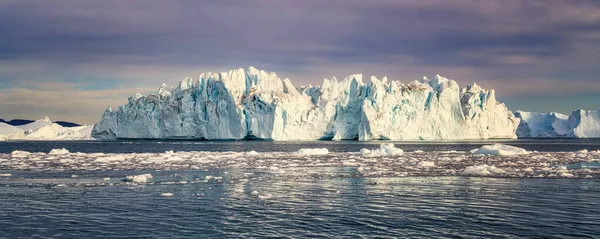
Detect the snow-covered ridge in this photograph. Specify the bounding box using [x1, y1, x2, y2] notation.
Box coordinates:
[0, 117, 93, 141]
[92, 67, 519, 141]
[516, 110, 600, 138]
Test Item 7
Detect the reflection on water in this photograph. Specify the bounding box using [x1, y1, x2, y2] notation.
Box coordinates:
[1, 169, 599, 238]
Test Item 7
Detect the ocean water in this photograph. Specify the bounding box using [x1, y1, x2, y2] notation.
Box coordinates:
[1, 140, 600, 238]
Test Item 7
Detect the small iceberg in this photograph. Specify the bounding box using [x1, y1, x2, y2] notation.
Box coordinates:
[360, 143, 403, 157]
[463, 165, 505, 176]
[48, 148, 70, 155]
[125, 174, 153, 183]
[471, 144, 528, 156]
[295, 148, 329, 155]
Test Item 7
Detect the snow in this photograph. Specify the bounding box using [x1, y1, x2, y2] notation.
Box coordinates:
[295, 148, 329, 155]
[471, 144, 529, 156]
[516, 110, 600, 138]
[92, 67, 519, 141]
[0, 117, 94, 141]
[360, 143, 404, 157]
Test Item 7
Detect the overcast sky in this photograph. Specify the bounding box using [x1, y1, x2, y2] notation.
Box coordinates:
[1, 0, 600, 124]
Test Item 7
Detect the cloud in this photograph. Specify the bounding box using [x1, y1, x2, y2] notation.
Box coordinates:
[1, 0, 600, 122]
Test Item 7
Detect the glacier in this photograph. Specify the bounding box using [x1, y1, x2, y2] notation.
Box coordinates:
[91, 67, 520, 141]
[516, 110, 600, 138]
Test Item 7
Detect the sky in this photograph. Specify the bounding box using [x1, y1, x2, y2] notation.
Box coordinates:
[1, 0, 600, 124]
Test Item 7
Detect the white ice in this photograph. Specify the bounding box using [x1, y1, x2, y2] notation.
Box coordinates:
[0, 117, 94, 141]
[295, 148, 329, 155]
[1, 149, 598, 178]
[471, 144, 529, 156]
[91, 67, 519, 141]
[360, 143, 404, 157]
[516, 110, 600, 138]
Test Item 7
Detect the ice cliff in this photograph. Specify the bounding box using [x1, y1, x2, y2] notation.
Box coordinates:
[516, 110, 600, 138]
[92, 67, 519, 141]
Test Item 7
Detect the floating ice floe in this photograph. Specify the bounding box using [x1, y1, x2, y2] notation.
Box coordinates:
[471, 144, 528, 156]
[258, 193, 273, 200]
[161, 193, 174, 197]
[48, 148, 70, 155]
[125, 174, 153, 183]
[0, 173, 11, 177]
[11, 150, 32, 158]
[295, 148, 329, 155]
[418, 161, 436, 167]
[463, 165, 505, 176]
[246, 150, 260, 156]
[360, 143, 403, 157]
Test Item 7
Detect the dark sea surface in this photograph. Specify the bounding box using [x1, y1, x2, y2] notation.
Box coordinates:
[1, 140, 600, 238]
[2, 138, 600, 154]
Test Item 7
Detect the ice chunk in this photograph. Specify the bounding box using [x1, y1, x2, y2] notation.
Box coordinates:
[0, 173, 11, 177]
[418, 161, 436, 167]
[361, 144, 403, 157]
[48, 148, 70, 155]
[295, 148, 329, 155]
[471, 144, 528, 156]
[463, 165, 505, 176]
[125, 174, 152, 183]
[161, 193, 174, 197]
[11, 150, 31, 158]
[245, 150, 260, 156]
[258, 193, 273, 200]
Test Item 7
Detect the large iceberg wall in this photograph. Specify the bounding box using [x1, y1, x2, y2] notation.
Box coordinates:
[92, 67, 519, 141]
[516, 110, 600, 138]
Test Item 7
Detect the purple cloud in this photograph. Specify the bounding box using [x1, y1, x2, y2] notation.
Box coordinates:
[1, 0, 600, 123]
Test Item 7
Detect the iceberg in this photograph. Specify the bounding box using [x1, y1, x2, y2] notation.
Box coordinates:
[92, 67, 519, 141]
[0, 117, 94, 141]
[516, 110, 600, 138]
